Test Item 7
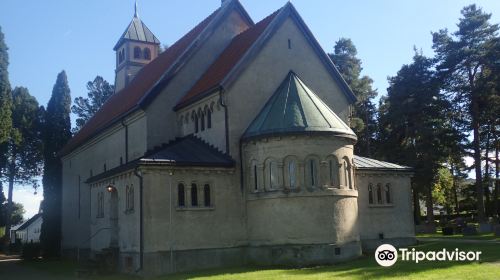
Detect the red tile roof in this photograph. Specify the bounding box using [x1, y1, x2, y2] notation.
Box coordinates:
[60, 8, 220, 156]
[175, 10, 279, 109]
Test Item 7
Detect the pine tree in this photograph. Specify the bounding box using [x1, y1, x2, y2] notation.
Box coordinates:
[41, 71, 71, 258]
[1, 87, 43, 243]
[72, 76, 114, 133]
[0, 26, 12, 240]
[432, 4, 499, 221]
[329, 38, 378, 157]
[379, 52, 463, 225]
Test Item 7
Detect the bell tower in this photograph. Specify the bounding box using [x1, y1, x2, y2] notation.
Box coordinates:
[114, 1, 160, 92]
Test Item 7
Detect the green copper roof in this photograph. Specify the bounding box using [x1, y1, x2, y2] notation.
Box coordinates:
[243, 72, 357, 140]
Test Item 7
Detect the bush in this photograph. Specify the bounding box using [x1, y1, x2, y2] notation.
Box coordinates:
[21, 242, 41, 260]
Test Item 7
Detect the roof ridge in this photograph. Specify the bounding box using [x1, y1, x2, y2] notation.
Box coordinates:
[175, 8, 281, 110]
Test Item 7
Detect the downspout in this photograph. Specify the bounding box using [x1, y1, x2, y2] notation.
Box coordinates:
[121, 119, 129, 163]
[219, 90, 230, 154]
[168, 170, 174, 273]
[134, 167, 144, 273]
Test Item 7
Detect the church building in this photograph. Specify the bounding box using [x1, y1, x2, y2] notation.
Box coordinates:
[60, 0, 415, 275]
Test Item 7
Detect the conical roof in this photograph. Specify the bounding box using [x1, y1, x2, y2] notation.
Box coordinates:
[242, 72, 356, 140]
[113, 14, 160, 50]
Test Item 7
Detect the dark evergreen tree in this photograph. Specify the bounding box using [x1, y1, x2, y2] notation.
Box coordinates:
[0, 26, 12, 240]
[1, 87, 43, 241]
[378, 52, 463, 224]
[329, 38, 378, 156]
[41, 71, 71, 257]
[432, 4, 499, 222]
[71, 76, 114, 133]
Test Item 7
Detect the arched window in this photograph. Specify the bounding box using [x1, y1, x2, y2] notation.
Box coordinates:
[204, 184, 211, 207]
[178, 183, 185, 207]
[250, 160, 258, 191]
[385, 184, 392, 204]
[134, 46, 141, 59]
[376, 183, 383, 204]
[305, 157, 319, 188]
[191, 183, 198, 206]
[201, 113, 205, 131]
[194, 114, 199, 133]
[269, 161, 279, 189]
[328, 156, 339, 187]
[207, 109, 212, 129]
[368, 183, 374, 204]
[143, 48, 151, 60]
[97, 192, 104, 218]
[125, 185, 134, 211]
[288, 160, 297, 188]
[118, 49, 125, 64]
[343, 158, 352, 189]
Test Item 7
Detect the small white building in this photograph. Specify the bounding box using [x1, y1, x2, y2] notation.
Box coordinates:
[11, 213, 43, 244]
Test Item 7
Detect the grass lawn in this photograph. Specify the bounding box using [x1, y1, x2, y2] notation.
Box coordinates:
[417, 231, 500, 241]
[20, 241, 500, 280]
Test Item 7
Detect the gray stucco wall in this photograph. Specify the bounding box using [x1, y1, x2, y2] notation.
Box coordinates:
[146, 9, 250, 150]
[356, 170, 416, 250]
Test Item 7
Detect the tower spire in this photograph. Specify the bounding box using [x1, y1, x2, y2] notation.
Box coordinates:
[134, 0, 139, 18]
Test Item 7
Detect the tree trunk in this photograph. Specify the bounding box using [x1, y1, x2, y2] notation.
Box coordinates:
[472, 98, 485, 222]
[495, 135, 499, 218]
[485, 129, 491, 216]
[451, 164, 460, 214]
[413, 186, 421, 225]
[426, 184, 435, 225]
[4, 159, 15, 249]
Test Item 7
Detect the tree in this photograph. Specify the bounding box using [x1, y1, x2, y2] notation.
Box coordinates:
[0, 87, 43, 242]
[378, 52, 463, 224]
[0, 26, 12, 241]
[41, 71, 71, 258]
[432, 4, 499, 221]
[432, 167, 455, 214]
[71, 76, 114, 133]
[329, 38, 378, 156]
[0, 202, 25, 227]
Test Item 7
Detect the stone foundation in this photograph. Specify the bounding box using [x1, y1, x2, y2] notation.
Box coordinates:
[132, 241, 362, 276]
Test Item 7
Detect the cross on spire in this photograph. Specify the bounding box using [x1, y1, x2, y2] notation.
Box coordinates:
[134, 0, 139, 18]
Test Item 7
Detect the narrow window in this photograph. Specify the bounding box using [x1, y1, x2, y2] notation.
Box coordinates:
[309, 159, 317, 187]
[253, 163, 258, 191]
[178, 184, 185, 207]
[134, 46, 141, 59]
[269, 161, 278, 189]
[201, 113, 205, 131]
[126, 185, 129, 210]
[204, 184, 211, 207]
[194, 115, 199, 133]
[191, 184, 198, 206]
[143, 48, 151, 60]
[207, 110, 212, 129]
[288, 39, 292, 49]
[376, 183, 382, 204]
[288, 160, 297, 188]
[104, 163, 107, 172]
[385, 184, 391, 204]
[368, 183, 374, 204]
[129, 185, 134, 211]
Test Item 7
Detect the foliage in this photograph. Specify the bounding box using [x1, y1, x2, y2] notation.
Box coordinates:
[432, 4, 500, 221]
[378, 51, 463, 223]
[329, 38, 378, 157]
[432, 167, 454, 208]
[0, 87, 43, 240]
[0, 202, 25, 226]
[71, 76, 114, 133]
[0, 26, 12, 237]
[41, 70, 71, 258]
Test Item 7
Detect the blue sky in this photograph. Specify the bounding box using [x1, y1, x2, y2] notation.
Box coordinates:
[1, 0, 499, 219]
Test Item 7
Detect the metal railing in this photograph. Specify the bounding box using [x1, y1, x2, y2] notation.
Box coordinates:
[77, 227, 111, 262]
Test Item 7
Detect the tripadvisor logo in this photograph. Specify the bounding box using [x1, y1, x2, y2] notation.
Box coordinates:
[375, 244, 482, 267]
